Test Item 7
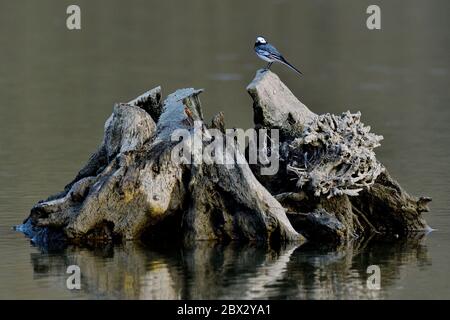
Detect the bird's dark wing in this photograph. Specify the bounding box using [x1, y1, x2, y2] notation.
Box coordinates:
[262, 43, 282, 57]
[256, 43, 303, 76]
[256, 43, 282, 59]
[255, 47, 271, 57]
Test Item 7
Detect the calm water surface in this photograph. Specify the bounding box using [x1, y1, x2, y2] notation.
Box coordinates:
[0, 0, 449, 299]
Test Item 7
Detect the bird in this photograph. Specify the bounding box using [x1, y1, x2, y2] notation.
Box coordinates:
[254, 36, 303, 76]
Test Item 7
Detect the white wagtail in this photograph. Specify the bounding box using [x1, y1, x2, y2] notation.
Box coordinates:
[254, 36, 303, 76]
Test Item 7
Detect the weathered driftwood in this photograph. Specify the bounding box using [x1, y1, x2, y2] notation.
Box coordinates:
[19, 69, 431, 245]
[247, 70, 431, 241]
[287, 111, 384, 198]
[22, 85, 300, 244]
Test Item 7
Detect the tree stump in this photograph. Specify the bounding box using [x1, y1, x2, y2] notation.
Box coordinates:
[19, 70, 431, 245]
[21, 85, 300, 244]
[247, 70, 431, 242]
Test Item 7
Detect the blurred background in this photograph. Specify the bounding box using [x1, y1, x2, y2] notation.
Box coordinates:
[0, 0, 449, 299]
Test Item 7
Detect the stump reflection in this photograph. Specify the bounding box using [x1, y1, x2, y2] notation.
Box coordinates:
[30, 234, 430, 299]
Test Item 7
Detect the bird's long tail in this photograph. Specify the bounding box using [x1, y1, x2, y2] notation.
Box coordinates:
[280, 57, 303, 76]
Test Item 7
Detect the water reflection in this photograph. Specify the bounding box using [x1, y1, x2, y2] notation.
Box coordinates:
[1, 0, 448, 299]
[30, 235, 430, 299]
[281, 235, 431, 299]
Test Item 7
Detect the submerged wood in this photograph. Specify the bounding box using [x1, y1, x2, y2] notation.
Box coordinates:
[19, 70, 431, 245]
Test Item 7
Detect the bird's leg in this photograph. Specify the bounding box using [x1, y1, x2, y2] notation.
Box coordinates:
[265, 62, 273, 72]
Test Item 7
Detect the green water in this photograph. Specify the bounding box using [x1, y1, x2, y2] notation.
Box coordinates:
[0, 0, 449, 299]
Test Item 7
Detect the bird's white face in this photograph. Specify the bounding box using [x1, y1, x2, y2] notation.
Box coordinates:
[256, 36, 267, 44]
